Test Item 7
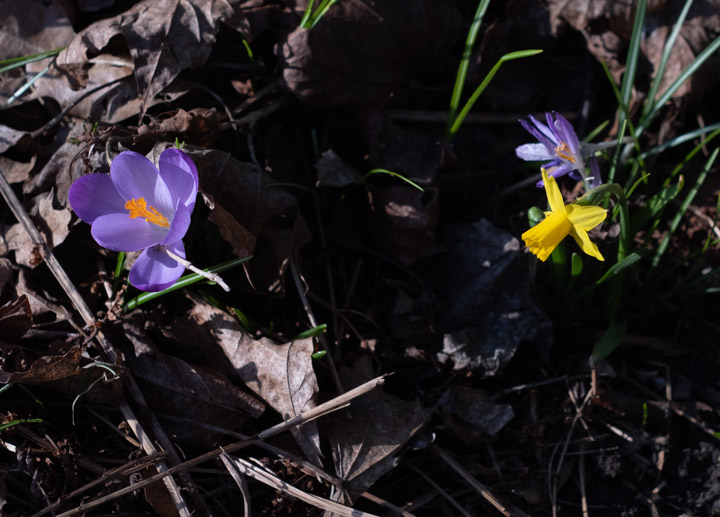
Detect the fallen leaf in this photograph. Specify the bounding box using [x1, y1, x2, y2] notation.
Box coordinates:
[188, 299, 322, 465]
[0, 296, 32, 343]
[434, 220, 549, 374]
[439, 385, 514, 442]
[119, 319, 265, 443]
[368, 185, 440, 266]
[0, 155, 36, 185]
[135, 108, 222, 149]
[364, 113, 444, 186]
[0, 258, 13, 296]
[328, 357, 428, 501]
[0, 0, 75, 62]
[545, 0, 720, 105]
[173, 146, 310, 293]
[315, 149, 362, 188]
[55, 0, 249, 111]
[277, 0, 461, 106]
[0, 343, 82, 385]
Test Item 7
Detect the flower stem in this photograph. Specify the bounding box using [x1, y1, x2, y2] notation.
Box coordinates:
[163, 248, 231, 292]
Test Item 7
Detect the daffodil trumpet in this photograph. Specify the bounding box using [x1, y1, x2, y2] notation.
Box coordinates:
[522, 169, 607, 262]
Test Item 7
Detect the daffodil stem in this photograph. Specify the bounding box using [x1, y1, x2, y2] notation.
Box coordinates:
[576, 182, 631, 320]
[163, 248, 231, 292]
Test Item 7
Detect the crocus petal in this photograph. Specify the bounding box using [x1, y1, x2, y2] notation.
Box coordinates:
[91, 213, 167, 251]
[158, 148, 199, 211]
[569, 227, 604, 261]
[519, 118, 555, 150]
[161, 202, 191, 246]
[543, 170, 566, 214]
[522, 211, 572, 262]
[530, 114, 557, 144]
[552, 112, 581, 154]
[68, 174, 126, 223]
[515, 143, 554, 161]
[566, 203, 607, 231]
[129, 241, 186, 292]
[110, 151, 174, 216]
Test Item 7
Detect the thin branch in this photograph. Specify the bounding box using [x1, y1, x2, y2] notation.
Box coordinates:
[224, 455, 379, 517]
[52, 375, 386, 516]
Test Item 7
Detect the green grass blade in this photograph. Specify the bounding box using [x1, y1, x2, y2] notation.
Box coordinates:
[299, 0, 316, 28]
[124, 256, 251, 310]
[446, 0, 492, 137]
[590, 319, 628, 365]
[651, 147, 719, 270]
[606, 119, 628, 185]
[584, 120, 610, 143]
[620, 0, 647, 119]
[309, 0, 339, 29]
[362, 169, 424, 191]
[642, 0, 694, 119]
[641, 121, 720, 158]
[0, 46, 65, 73]
[0, 418, 44, 432]
[639, 34, 720, 136]
[629, 177, 684, 234]
[448, 49, 542, 140]
[595, 250, 646, 286]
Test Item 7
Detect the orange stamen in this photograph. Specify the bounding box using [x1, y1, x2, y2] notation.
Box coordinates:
[125, 197, 170, 228]
[554, 142, 576, 163]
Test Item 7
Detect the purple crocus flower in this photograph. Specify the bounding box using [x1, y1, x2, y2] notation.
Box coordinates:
[68, 149, 198, 292]
[516, 111, 601, 188]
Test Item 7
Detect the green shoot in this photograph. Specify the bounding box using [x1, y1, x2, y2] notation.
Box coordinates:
[124, 256, 251, 310]
[294, 323, 327, 340]
[446, 49, 542, 141]
[0, 46, 65, 74]
[447, 0, 492, 135]
[299, 0, 339, 29]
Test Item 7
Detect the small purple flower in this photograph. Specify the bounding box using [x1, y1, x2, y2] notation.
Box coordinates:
[516, 112, 600, 187]
[69, 149, 198, 292]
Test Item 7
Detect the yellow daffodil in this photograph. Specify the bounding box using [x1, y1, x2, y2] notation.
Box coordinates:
[522, 169, 606, 262]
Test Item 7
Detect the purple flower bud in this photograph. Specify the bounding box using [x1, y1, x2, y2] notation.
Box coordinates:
[69, 148, 198, 292]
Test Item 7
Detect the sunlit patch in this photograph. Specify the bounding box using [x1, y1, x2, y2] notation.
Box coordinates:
[554, 142, 575, 163]
[125, 197, 170, 228]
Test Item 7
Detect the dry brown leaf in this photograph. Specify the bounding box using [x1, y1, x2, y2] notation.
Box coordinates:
[188, 300, 322, 465]
[315, 149, 362, 188]
[135, 108, 222, 149]
[277, 0, 460, 106]
[0, 295, 32, 343]
[55, 0, 249, 111]
[0, 343, 83, 385]
[1, 189, 72, 269]
[545, 0, 720, 104]
[434, 220, 549, 374]
[120, 319, 265, 442]
[176, 146, 310, 293]
[328, 357, 428, 501]
[368, 185, 440, 266]
[0, 155, 36, 185]
[0, 1, 75, 61]
[0, 125, 32, 155]
[0, 258, 13, 296]
[439, 385, 514, 443]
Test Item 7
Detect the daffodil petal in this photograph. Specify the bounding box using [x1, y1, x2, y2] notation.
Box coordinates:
[566, 203, 607, 231]
[569, 227, 604, 261]
[522, 211, 572, 261]
[542, 169, 566, 214]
